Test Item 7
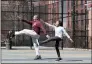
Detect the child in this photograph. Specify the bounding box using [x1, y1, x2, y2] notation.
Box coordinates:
[41, 20, 73, 61]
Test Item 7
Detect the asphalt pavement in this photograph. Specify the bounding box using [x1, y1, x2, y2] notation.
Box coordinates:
[1, 46, 92, 64]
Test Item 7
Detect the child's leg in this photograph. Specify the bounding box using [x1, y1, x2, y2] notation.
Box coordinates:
[55, 40, 60, 58]
[41, 36, 59, 44]
[55, 38, 62, 61]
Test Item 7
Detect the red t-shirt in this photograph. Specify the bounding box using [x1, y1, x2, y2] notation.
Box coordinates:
[22, 19, 46, 35]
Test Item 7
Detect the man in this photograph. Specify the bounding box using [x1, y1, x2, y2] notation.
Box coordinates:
[7, 15, 49, 60]
[40, 20, 73, 61]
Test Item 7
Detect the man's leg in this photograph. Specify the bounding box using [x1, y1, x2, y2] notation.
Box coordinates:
[8, 29, 39, 39]
[15, 29, 39, 37]
[32, 38, 41, 60]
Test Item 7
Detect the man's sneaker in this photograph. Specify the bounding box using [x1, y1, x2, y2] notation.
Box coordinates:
[56, 58, 62, 61]
[34, 55, 41, 60]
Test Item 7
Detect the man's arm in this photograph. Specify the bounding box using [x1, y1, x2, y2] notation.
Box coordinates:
[40, 23, 47, 35]
[39, 22, 50, 38]
[21, 19, 32, 25]
[17, 16, 32, 25]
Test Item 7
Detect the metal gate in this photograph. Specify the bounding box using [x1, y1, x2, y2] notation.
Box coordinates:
[1, 0, 89, 48]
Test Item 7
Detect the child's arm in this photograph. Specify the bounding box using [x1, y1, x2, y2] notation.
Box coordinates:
[62, 28, 73, 43]
[40, 19, 56, 29]
[45, 22, 56, 29]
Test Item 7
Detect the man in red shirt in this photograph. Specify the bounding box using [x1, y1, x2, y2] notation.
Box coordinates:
[8, 15, 49, 60]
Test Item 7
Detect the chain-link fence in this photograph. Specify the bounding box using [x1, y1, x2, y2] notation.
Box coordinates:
[1, 0, 89, 49]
